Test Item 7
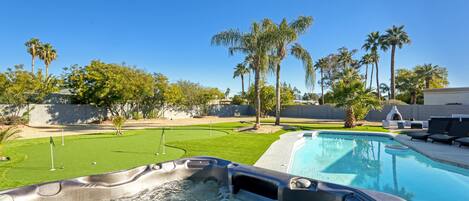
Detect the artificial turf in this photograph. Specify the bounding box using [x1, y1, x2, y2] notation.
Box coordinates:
[0, 121, 387, 190]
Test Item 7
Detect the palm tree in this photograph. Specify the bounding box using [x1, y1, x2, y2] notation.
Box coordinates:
[314, 57, 328, 104]
[360, 53, 373, 86]
[331, 68, 381, 128]
[362, 31, 382, 98]
[233, 63, 250, 95]
[336, 47, 357, 69]
[212, 20, 276, 129]
[381, 25, 411, 99]
[25, 38, 42, 74]
[268, 16, 314, 125]
[414, 64, 448, 89]
[38, 43, 58, 77]
[380, 83, 390, 99]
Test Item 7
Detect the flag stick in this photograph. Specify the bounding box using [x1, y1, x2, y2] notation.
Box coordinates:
[162, 128, 166, 154]
[209, 120, 212, 136]
[49, 137, 56, 171]
[61, 128, 64, 146]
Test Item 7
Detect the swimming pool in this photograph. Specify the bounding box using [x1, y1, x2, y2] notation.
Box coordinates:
[289, 131, 469, 201]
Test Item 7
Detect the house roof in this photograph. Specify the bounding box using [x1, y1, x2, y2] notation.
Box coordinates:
[423, 87, 469, 93]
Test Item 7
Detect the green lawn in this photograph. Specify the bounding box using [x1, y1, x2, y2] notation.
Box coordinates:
[0, 121, 387, 190]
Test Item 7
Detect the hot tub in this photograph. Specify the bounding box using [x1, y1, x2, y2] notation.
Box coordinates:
[0, 157, 403, 201]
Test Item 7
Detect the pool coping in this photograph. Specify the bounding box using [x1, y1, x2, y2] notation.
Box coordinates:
[254, 130, 469, 172]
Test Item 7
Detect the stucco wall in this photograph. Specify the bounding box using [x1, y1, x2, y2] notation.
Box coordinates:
[208, 105, 254, 117]
[210, 104, 469, 121]
[1, 104, 196, 126]
[424, 91, 469, 105]
[28, 104, 108, 126]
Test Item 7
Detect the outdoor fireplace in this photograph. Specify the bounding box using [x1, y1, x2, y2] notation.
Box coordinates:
[386, 106, 403, 121]
[382, 106, 404, 128]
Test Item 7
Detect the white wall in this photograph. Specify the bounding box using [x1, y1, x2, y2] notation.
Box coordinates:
[424, 91, 469, 105]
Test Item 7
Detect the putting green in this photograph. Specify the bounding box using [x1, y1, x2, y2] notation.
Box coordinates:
[0, 128, 226, 189]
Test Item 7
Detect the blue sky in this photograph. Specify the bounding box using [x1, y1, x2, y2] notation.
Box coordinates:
[1, 0, 468, 95]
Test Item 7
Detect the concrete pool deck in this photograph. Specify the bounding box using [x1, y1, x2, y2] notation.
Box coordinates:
[255, 130, 469, 172]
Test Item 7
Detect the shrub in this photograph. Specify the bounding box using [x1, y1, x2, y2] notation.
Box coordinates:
[131, 111, 143, 120]
[0, 126, 20, 158]
[112, 116, 126, 135]
[231, 95, 246, 105]
[383, 99, 408, 105]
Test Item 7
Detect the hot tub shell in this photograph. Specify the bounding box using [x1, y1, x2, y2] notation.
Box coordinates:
[0, 157, 404, 201]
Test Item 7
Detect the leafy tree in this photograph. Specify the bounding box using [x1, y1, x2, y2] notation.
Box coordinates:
[25, 38, 42, 74]
[140, 73, 182, 118]
[233, 63, 250, 95]
[246, 83, 275, 117]
[64, 60, 155, 117]
[212, 19, 277, 129]
[395, 65, 448, 104]
[0, 66, 59, 119]
[414, 64, 448, 89]
[280, 82, 295, 105]
[381, 25, 411, 99]
[267, 16, 314, 125]
[38, 43, 57, 77]
[331, 68, 381, 128]
[319, 54, 342, 92]
[362, 31, 383, 98]
[395, 69, 423, 104]
[231, 95, 246, 105]
[172, 80, 224, 116]
[246, 82, 294, 116]
[302, 92, 319, 101]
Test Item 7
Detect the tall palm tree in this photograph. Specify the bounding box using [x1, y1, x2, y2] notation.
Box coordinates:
[38, 43, 58, 77]
[268, 16, 314, 125]
[233, 63, 250, 95]
[25, 38, 42, 74]
[362, 31, 382, 99]
[360, 53, 373, 86]
[314, 57, 328, 105]
[414, 64, 448, 89]
[381, 25, 411, 99]
[336, 47, 357, 69]
[212, 20, 276, 129]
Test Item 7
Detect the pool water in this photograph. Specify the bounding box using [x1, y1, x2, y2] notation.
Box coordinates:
[289, 132, 469, 201]
[112, 179, 248, 201]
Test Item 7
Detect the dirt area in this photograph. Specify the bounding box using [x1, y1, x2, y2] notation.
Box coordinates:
[236, 124, 297, 133]
[17, 116, 256, 139]
[14, 117, 379, 139]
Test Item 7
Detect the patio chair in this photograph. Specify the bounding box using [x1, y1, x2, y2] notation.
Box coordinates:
[429, 118, 469, 144]
[407, 118, 452, 141]
[455, 137, 469, 147]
